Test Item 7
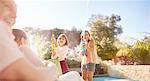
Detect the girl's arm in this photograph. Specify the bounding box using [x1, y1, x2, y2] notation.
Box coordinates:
[87, 40, 98, 63]
[51, 50, 56, 59]
[87, 40, 94, 53]
[86, 40, 96, 62]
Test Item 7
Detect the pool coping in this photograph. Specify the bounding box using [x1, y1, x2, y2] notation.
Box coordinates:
[94, 74, 109, 77]
[94, 74, 128, 80]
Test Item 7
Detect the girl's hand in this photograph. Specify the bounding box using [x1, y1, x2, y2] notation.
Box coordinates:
[51, 51, 56, 59]
[51, 34, 57, 51]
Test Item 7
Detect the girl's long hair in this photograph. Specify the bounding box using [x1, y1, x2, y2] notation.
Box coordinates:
[80, 30, 92, 42]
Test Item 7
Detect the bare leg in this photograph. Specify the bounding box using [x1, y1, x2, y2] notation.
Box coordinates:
[87, 71, 94, 81]
[82, 70, 87, 81]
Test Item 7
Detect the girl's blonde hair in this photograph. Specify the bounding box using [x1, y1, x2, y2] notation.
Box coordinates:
[57, 34, 69, 46]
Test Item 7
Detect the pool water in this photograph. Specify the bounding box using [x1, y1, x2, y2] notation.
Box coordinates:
[94, 76, 127, 81]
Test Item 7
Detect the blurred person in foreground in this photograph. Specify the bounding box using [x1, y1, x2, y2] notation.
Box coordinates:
[0, 0, 57, 81]
[0, 0, 83, 81]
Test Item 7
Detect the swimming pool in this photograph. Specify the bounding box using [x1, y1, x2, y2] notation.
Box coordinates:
[94, 76, 128, 81]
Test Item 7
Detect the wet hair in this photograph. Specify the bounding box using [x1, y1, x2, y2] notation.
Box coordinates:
[12, 29, 27, 41]
[57, 34, 69, 46]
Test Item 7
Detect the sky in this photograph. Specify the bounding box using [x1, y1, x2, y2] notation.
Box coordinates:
[14, 0, 150, 43]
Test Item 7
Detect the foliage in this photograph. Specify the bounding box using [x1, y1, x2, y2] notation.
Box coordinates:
[116, 48, 134, 58]
[66, 59, 80, 68]
[132, 40, 149, 64]
[87, 14, 122, 60]
[114, 39, 132, 49]
[65, 46, 82, 62]
[132, 48, 148, 64]
[115, 48, 134, 65]
[31, 33, 51, 60]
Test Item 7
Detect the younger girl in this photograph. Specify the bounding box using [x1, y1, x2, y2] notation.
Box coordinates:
[51, 34, 70, 74]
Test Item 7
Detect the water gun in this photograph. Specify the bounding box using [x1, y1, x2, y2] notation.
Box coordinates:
[80, 40, 87, 56]
[51, 34, 57, 51]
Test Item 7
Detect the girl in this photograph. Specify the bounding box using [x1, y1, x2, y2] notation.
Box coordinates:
[51, 34, 70, 74]
[80, 31, 98, 81]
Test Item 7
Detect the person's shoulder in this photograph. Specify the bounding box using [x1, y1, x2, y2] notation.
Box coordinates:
[60, 45, 69, 51]
[19, 45, 38, 55]
[64, 45, 68, 48]
[89, 39, 94, 44]
[64, 45, 69, 49]
[88, 39, 95, 48]
[19, 45, 29, 49]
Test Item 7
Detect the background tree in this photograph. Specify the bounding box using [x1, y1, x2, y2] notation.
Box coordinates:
[87, 14, 122, 60]
[114, 39, 132, 49]
[116, 47, 134, 65]
[132, 40, 150, 64]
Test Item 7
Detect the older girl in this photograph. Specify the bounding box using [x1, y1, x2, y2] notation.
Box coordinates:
[80, 31, 98, 81]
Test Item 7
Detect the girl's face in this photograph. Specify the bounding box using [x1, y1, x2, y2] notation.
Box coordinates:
[82, 32, 90, 41]
[58, 36, 66, 46]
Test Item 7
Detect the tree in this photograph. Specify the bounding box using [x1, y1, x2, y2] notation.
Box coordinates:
[115, 48, 134, 65]
[132, 40, 150, 64]
[114, 39, 132, 49]
[87, 14, 122, 60]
